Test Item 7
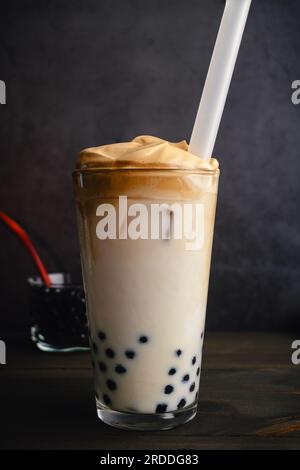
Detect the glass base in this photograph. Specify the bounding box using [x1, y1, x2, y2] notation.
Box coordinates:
[30, 326, 90, 353]
[96, 400, 198, 431]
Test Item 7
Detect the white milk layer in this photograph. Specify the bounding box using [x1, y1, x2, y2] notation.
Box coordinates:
[78, 191, 217, 414]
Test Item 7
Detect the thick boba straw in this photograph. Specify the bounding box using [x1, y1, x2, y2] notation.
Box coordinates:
[189, 0, 252, 159]
[0, 211, 51, 287]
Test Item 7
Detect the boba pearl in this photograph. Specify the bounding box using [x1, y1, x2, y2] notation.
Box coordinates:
[106, 379, 117, 391]
[168, 368, 176, 376]
[115, 364, 127, 374]
[156, 404, 168, 413]
[98, 330, 106, 341]
[189, 382, 195, 392]
[182, 374, 190, 382]
[176, 349, 182, 357]
[98, 361, 107, 372]
[177, 398, 186, 409]
[103, 394, 112, 406]
[192, 356, 196, 365]
[164, 385, 174, 394]
[139, 335, 149, 344]
[125, 349, 136, 359]
[105, 348, 115, 358]
[196, 367, 200, 376]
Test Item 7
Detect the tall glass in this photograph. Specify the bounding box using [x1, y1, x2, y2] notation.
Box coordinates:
[73, 167, 219, 430]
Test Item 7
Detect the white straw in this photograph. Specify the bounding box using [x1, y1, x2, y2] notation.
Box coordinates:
[189, 0, 252, 159]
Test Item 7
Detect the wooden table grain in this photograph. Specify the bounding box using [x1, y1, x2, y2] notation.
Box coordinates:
[0, 332, 299, 450]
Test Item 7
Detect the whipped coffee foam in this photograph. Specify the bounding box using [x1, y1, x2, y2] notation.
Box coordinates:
[77, 135, 219, 171]
[73, 136, 219, 414]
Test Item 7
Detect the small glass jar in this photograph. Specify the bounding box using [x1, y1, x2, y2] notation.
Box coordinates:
[28, 273, 89, 352]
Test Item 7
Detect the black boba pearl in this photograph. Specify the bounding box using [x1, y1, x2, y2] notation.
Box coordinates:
[106, 379, 117, 391]
[156, 403, 168, 413]
[98, 361, 107, 372]
[103, 394, 112, 406]
[125, 349, 136, 359]
[139, 335, 149, 344]
[115, 364, 127, 374]
[182, 374, 190, 382]
[164, 385, 174, 395]
[105, 348, 115, 358]
[176, 349, 182, 357]
[168, 368, 176, 376]
[189, 382, 195, 392]
[92, 342, 98, 353]
[98, 330, 106, 341]
[192, 356, 196, 365]
[196, 367, 200, 376]
[177, 398, 186, 409]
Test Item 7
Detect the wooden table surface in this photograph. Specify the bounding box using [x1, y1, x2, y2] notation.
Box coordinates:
[0, 332, 299, 450]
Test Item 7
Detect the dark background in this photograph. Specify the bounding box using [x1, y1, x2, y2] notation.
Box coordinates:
[0, 0, 299, 332]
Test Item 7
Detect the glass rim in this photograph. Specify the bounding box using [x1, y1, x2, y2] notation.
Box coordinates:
[27, 272, 83, 290]
[72, 167, 220, 177]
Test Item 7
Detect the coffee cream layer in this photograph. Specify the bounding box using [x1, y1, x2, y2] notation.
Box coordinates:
[77, 135, 218, 171]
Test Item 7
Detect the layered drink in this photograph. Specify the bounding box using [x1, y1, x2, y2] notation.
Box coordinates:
[73, 135, 219, 430]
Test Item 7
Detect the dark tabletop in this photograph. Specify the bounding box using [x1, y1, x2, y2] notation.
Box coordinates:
[0, 332, 299, 450]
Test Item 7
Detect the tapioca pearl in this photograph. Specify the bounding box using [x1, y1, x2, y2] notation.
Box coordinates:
[106, 379, 117, 391]
[98, 361, 107, 372]
[156, 403, 168, 413]
[105, 348, 115, 358]
[192, 356, 196, 366]
[115, 364, 127, 374]
[125, 349, 136, 359]
[103, 394, 112, 406]
[97, 330, 106, 341]
[182, 374, 190, 383]
[139, 335, 149, 344]
[176, 349, 182, 357]
[164, 385, 174, 395]
[92, 342, 98, 353]
[177, 398, 186, 409]
[196, 367, 200, 376]
[168, 368, 176, 376]
[189, 382, 195, 392]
